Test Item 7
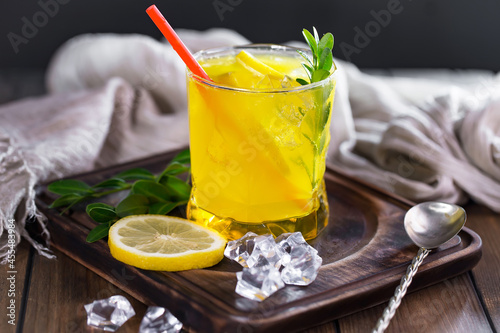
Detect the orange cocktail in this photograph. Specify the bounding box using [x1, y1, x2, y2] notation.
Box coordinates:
[186, 45, 336, 240]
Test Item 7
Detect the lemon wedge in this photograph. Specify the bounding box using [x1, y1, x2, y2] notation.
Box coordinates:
[108, 215, 227, 271]
[236, 50, 285, 80]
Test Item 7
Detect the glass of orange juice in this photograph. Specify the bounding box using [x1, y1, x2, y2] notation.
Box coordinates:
[186, 44, 336, 241]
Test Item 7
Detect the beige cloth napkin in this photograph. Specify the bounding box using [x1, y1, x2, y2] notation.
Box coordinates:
[1, 28, 500, 261]
[330, 62, 500, 209]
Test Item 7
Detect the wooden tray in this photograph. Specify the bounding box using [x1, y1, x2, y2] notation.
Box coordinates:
[35, 150, 482, 333]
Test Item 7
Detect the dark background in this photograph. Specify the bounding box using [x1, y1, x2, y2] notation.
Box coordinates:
[1, 0, 499, 71]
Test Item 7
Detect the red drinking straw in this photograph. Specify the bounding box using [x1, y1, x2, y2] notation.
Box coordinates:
[146, 5, 212, 81]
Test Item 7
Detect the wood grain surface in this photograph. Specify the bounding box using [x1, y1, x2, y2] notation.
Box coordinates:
[29, 151, 482, 332]
[1, 203, 495, 333]
[466, 205, 500, 331]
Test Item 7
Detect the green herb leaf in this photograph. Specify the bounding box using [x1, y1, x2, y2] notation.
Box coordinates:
[320, 50, 333, 71]
[86, 224, 111, 243]
[157, 162, 190, 180]
[148, 201, 179, 215]
[92, 178, 128, 189]
[116, 194, 150, 217]
[297, 27, 335, 84]
[318, 32, 334, 52]
[313, 27, 320, 67]
[301, 63, 314, 80]
[132, 180, 174, 203]
[318, 48, 331, 71]
[48, 149, 193, 243]
[296, 78, 309, 86]
[170, 149, 191, 165]
[158, 175, 191, 201]
[49, 193, 84, 208]
[296, 49, 313, 67]
[302, 29, 318, 59]
[86, 203, 117, 223]
[312, 69, 331, 83]
[115, 168, 155, 181]
[48, 180, 93, 195]
[313, 27, 320, 46]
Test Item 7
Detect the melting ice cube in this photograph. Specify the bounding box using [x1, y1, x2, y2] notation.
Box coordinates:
[280, 75, 295, 88]
[275, 232, 308, 266]
[280, 245, 322, 286]
[227, 231, 323, 301]
[84, 295, 135, 332]
[235, 265, 285, 302]
[139, 306, 182, 333]
[224, 232, 258, 267]
[246, 234, 286, 269]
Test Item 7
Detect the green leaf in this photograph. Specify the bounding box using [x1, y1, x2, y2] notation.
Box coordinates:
[92, 178, 128, 189]
[313, 27, 320, 46]
[132, 180, 174, 203]
[48, 179, 93, 195]
[311, 69, 331, 83]
[86, 203, 117, 223]
[114, 168, 155, 181]
[157, 162, 190, 180]
[148, 201, 178, 215]
[302, 29, 317, 59]
[86, 224, 110, 243]
[170, 149, 191, 165]
[115, 194, 150, 217]
[49, 193, 83, 208]
[296, 78, 309, 86]
[158, 176, 191, 201]
[313, 27, 320, 67]
[318, 32, 334, 51]
[296, 50, 313, 67]
[321, 50, 333, 71]
[319, 48, 333, 72]
[298, 27, 335, 86]
[301, 63, 314, 80]
[318, 124, 329, 155]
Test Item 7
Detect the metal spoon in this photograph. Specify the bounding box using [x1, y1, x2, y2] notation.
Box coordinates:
[372, 202, 467, 333]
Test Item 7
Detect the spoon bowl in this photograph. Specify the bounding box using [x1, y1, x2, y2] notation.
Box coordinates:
[404, 202, 467, 249]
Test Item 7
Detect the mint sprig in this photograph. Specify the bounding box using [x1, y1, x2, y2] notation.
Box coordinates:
[296, 27, 335, 85]
[47, 149, 192, 243]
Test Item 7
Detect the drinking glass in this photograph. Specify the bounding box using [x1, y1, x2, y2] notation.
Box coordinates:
[186, 45, 336, 240]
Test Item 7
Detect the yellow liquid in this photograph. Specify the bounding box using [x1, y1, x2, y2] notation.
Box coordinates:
[187, 48, 336, 240]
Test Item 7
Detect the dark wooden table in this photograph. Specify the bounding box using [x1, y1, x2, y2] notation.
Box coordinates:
[0, 203, 498, 332]
[1, 70, 499, 333]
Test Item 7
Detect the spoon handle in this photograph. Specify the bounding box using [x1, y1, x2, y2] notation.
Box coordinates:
[372, 247, 430, 333]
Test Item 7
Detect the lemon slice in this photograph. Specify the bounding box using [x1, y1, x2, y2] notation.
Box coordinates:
[236, 50, 285, 80]
[108, 215, 227, 271]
